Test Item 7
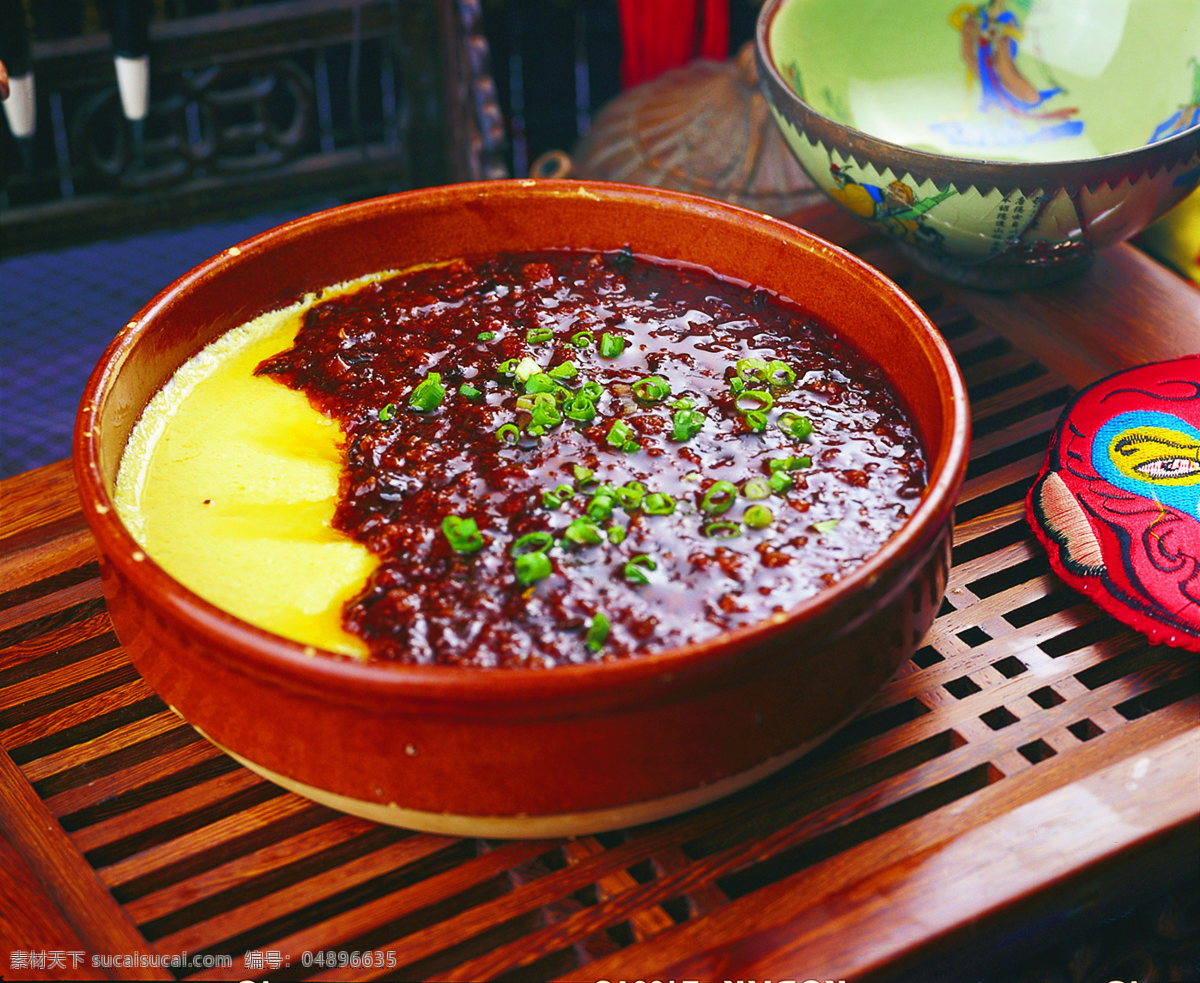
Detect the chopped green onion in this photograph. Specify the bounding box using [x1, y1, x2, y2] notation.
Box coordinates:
[585, 612, 610, 652]
[735, 357, 770, 383]
[632, 375, 671, 402]
[442, 515, 484, 552]
[768, 472, 793, 494]
[812, 519, 840, 534]
[548, 361, 578, 381]
[526, 326, 554, 345]
[770, 454, 811, 472]
[459, 383, 482, 400]
[778, 412, 814, 440]
[599, 332, 626, 358]
[587, 493, 616, 522]
[704, 520, 741, 539]
[497, 423, 520, 444]
[768, 359, 796, 387]
[671, 397, 694, 410]
[617, 481, 646, 511]
[729, 377, 745, 395]
[530, 393, 562, 428]
[743, 410, 768, 433]
[741, 477, 771, 500]
[477, 330, 496, 341]
[644, 492, 675, 515]
[573, 464, 596, 488]
[606, 419, 635, 449]
[497, 358, 517, 376]
[623, 554, 657, 585]
[579, 380, 604, 401]
[736, 390, 773, 413]
[543, 490, 566, 510]
[607, 525, 626, 544]
[570, 329, 595, 348]
[554, 482, 575, 500]
[514, 550, 552, 584]
[743, 504, 773, 529]
[511, 531, 554, 556]
[524, 372, 557, 394]
[409, 372, 446, 411]
[701, 480, 738, 515]
[564, 517, 605, 546]
[563, 394, 596, 422]
[378, 402, 397, 422]
[514, 356, 542, 383]
[671, 408, 705, 442]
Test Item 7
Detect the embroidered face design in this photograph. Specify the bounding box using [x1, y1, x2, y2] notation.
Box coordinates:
[1027, 357, 1200, 651]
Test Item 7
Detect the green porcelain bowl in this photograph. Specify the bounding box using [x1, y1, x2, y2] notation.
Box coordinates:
[757, 0, 1200, 289]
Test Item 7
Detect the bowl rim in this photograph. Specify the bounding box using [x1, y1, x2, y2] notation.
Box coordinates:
[73, 178, 971, 712]
[755, 0, 1200, 195]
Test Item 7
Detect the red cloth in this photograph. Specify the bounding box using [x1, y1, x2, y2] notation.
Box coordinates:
[618, 0, 729, 88]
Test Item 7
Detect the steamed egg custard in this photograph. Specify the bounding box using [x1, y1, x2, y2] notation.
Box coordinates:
[115, 276, 391, 658]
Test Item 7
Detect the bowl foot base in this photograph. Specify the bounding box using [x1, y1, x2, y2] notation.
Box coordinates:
[197, 727, 824, 838]
[897, 242, 1095, 292]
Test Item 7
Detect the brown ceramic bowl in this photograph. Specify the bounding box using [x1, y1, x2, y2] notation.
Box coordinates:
[74, 180, 969, 837]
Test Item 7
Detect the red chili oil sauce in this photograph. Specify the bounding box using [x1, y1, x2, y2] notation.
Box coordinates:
[255, 249, 927, 667]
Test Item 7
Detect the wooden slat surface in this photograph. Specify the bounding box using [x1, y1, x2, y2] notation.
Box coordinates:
[2, 214, 1198, 982]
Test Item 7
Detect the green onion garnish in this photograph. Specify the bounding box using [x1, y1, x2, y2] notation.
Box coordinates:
[571, 329, 595, 348]
[477, 330, 496, 341]
[573, 464, 596, 488]
[768, 472, 793, 494]
[644, 492, 676, 515]
[548, 361, 578, 381]
[579, 380, 604, 401]
[607, 525, 626, 544]
[736, 390, 773, 413]
[585, 612, 610, 652]
[741, 477, 771, 500]
[409, 372, 446, 411]
[812, 519, 840, 533]
[514, 551, 552, 584]
[598, 332, 626, 358]
[671, 408, 705, 442]
[770, 454, 811, 472]
[524, 372, 557, 394]
[623, 554, 657, 585]
[587, 492, 616, 522]
[704, 520, 741, 539]
[701, 480, 738, 515]
[564, 517, 605, 546]
[778, 412, 814, 440]
[497, 423, 520, 444]
[632, 375, 671, 402]
[744, 504, 773, 529]
[530, 393, 562, 428]
[543, 490, 566, 510]
[378, 402, 397, 422]
[458, 383, 482, 400]
[606, 419, 634, 449]
[442, 515, 484, 552]
[743, 410, 768, 433]
[526, 326, 554, 345]
[768, 359, 796, 387]
[617, 481, 645, 511]
[497, 358, 517, 376]
[735, 357, 770, 383]
[511, 531, 554, 556]
[563, 394, 596, 422]
[514, 356, 542, 383]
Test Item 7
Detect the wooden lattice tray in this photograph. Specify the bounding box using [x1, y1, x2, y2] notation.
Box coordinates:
[2, 216, 1197, 983]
